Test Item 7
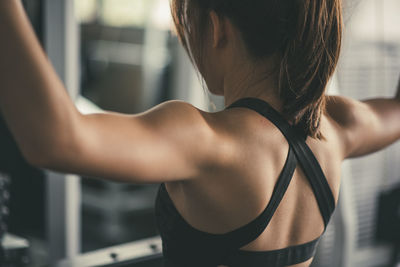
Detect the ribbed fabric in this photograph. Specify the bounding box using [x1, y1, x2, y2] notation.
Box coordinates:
[155, 98, 335, 267]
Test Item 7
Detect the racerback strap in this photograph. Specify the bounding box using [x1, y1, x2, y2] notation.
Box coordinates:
[227, 98, 335, 227]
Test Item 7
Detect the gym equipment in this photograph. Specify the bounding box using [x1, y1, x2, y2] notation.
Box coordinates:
[57, 236, 162, 267]
[0, 173, 10, 240]
[1, 234, 30, 266]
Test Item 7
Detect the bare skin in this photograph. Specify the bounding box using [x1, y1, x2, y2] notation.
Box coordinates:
[0, 1, 400, 266]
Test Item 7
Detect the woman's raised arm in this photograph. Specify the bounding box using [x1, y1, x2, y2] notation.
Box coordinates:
[326, 77, 400, 159]
[0, 0, 220, 183]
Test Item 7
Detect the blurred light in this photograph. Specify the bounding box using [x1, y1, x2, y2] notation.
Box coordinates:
[75, 0, 173, 29]
[75, 0, 97, 23]
[350, 0, 400, 42]
[101, 0, 151, 27]
[150, 0, 173, 31]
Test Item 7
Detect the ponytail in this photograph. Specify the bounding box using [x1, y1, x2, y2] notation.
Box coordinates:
[172, 0, 343, 138]
[279, 0, 343, 138]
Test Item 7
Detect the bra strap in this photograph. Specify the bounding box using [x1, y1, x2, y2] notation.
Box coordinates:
[224, 146, 298, 249]
[227, 98, 336, 227]
[156, 147, 296, 251]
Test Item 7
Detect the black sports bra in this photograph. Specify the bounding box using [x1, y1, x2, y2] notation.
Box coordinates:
[155, 98, 336, 267]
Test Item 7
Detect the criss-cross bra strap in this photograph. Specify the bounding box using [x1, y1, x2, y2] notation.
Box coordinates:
[227, 98, 336, 227]
[158, 145, 298, 250]
[223, 145, 298, 249]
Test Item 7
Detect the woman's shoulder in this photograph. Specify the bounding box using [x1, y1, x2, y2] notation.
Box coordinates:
[148, 100, 277, 144]
[153, 100, 296, 173]
[140, 100, 217, 140]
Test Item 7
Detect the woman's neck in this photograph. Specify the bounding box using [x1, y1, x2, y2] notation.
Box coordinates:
[223, 67, 283, 112]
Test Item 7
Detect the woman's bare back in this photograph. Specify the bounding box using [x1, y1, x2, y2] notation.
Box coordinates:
[165, 105, 344, 266]
[0, 1, 400, 266]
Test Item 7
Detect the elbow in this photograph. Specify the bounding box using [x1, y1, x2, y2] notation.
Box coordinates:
[22, 138, 69, 170]
[25, 156, 47, 169]
[20, 113, 83, 170]
[22, 144, 57, 169]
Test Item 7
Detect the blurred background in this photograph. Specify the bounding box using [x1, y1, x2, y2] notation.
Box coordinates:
[0, 0, 399, 266]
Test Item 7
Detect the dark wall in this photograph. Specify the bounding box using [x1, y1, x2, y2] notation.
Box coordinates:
[0, 0, 45, 239]
[0, 117, 45, 238]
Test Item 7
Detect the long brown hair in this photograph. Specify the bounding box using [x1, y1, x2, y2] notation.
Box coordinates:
[171, 0, 343, 139]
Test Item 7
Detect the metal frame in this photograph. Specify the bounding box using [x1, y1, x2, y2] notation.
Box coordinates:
[57, 236, 162, 267]
[43, 0, 81, 264]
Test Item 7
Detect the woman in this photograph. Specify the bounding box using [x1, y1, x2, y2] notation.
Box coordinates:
[0, 0, 399, 266]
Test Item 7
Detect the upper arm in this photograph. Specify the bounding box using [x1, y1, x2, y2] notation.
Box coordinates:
[326, 95, 400, 159]
[41, 101, 217, 184]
